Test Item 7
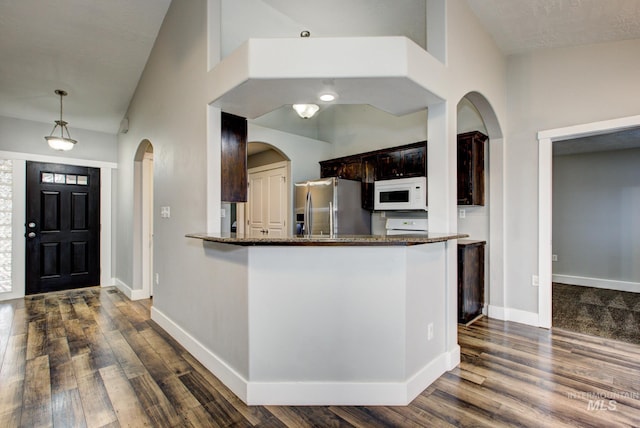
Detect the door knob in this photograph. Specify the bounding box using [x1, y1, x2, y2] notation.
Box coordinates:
[27, 232, 36, 238]
[28, 222, 36, 228]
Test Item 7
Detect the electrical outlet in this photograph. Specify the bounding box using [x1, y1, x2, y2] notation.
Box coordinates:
[552, 254, 558, 262]
[160, 206, 171, 218]
[459, 209, 466, 219]
[532, 275, 539, 287]
[427, 323, 434, 340]
[220, 208, 226, 218]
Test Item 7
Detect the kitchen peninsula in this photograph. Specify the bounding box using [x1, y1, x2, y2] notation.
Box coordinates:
[156, 232, 466, 406]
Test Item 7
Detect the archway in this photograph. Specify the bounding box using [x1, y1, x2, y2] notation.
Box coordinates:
[234, 142, 291, 235]
[457, 91, 505, 323]
[133, 140, 154, 298]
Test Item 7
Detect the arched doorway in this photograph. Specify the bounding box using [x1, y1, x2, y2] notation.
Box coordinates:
[457, 91, 505, 323]
[134, 140, 154, 297]
[235, 142, 291, 236]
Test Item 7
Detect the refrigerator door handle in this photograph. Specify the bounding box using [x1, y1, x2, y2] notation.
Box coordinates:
[329, 201, 334, 237]
[305, 189, 311, 236]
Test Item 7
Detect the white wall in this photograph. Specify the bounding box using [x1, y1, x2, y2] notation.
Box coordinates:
[0, 115, 117, 163]
[248, 123, 331, 183]
[553, 148, 640, 285]
[221, 0, 427, 58]
[506, 38, 640, 313]
[318, 105, 428, 157]
[116, 0, 250, 375]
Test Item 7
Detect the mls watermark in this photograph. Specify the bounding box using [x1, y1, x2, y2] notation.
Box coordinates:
[567, 390, 640, 411]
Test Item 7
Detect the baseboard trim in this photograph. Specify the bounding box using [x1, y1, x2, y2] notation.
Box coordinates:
[150, 306, 249, 402]
[488, 305, 540, 327]
[113, 278, 149, 301]
[245, 349, 455, 406]
[150, 306, 455, 405]
[553, 274, 639, 294]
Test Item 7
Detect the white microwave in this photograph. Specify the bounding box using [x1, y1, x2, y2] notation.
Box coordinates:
[374, 177, 427, 211]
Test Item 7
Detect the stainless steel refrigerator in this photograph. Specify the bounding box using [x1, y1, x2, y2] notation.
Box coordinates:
[295, 177, 371, 236]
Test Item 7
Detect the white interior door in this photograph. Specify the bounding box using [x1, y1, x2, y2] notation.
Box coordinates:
[248, 173, 266, 236]
[247, 162, 289, 237]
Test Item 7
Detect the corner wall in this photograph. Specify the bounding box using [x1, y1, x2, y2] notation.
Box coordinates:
[506, 39, 640, 314]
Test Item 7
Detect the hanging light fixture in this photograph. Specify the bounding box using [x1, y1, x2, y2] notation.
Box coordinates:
[292, 104, 319, 119]
[45, 89, 77, 151]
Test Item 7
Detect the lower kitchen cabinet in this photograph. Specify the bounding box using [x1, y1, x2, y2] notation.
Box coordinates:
[458, 239, 485, 324]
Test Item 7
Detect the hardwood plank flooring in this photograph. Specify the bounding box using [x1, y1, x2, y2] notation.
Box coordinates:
[1, 287, 639, 427]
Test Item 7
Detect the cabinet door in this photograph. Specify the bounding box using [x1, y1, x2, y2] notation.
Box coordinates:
[458, 241, 485, 324]
[338, 158, 363, 181]
[400, 146, 427, 177]
[376, 151, 402, 180]
[361, 155, 376, 210]
[221, 112, 247, 202]
[320, 160, 340, 179]
[320, 157, 362, 180]
[457, 132, 486, 206]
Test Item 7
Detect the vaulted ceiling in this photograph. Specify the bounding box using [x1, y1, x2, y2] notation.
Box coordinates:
[0, 0, 639, 135]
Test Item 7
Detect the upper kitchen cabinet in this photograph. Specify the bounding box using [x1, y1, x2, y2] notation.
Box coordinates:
[320, 155, 363, 181]
[221, 112, 248, 202]
[375, 142, 427, 181]
[457, 131, 487, 206]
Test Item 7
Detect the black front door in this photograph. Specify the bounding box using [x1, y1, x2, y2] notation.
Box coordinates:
[26, 161, 101, 295]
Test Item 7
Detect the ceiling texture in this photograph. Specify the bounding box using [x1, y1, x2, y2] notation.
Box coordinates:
[0, 0, 639, 140]
[0, 0, 171, 134]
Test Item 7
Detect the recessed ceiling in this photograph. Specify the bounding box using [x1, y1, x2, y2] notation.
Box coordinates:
[0, 0, 170, 134]
[467, 0, 640, 55]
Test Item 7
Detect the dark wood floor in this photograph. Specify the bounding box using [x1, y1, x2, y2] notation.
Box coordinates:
[1, 287, 639, 427]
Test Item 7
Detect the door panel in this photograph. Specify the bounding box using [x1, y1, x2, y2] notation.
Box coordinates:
[266, 169, 286, 236]
[26, 161, 100, 295]
[248, 164, 288, 237]
[71, 192, 89, 230]
[248, 174, 266, 236]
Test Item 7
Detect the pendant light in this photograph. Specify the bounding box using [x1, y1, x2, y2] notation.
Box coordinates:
[292, 104, 319, 119]
[45, 89, 77, 151]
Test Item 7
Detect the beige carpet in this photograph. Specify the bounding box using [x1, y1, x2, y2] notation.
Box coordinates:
[552, 282, 640, 345]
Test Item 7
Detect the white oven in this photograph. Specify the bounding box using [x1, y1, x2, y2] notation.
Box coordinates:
[374, 177, 427, 211]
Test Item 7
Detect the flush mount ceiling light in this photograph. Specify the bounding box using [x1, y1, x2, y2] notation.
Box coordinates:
[45, 89, 77, 151]
[319, 93, 336, 102]
[292, 103, 319, 119]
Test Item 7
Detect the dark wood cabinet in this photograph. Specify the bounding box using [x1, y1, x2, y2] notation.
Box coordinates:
[375, 150, 402, 180]
[457, 131, 487, 206]
[319, 141, 427, 210]
[361, 155, 376, 210]
[320, 155, 362, 181]
[221, 112, 248, 202]
[458, 240, 485, 324]
[375, 142, 427, 180]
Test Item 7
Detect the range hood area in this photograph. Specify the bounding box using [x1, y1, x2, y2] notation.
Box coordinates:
[207, 36, 447, 119]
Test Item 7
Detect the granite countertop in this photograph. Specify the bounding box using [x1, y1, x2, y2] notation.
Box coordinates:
[186, 232, 468, 247]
